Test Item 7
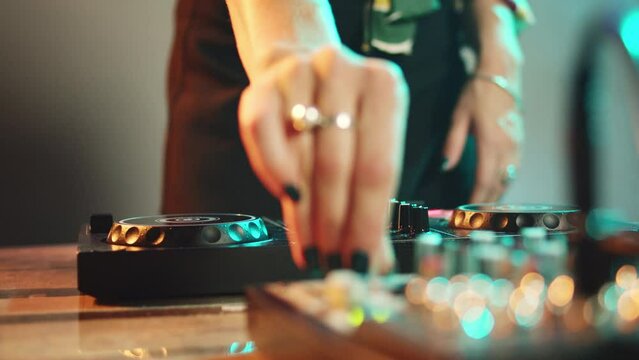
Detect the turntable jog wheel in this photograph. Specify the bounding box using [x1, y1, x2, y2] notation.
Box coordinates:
[450, 204, 580, 232]
[106, 214, 270, 248]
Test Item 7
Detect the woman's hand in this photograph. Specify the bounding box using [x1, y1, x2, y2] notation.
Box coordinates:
[238, 45, 408, 273]
[442, 74, 523, 203]
[442, 0, 525, 203]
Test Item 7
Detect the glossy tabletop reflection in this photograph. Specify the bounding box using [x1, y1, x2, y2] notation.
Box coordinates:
[0, 245, 263, 360]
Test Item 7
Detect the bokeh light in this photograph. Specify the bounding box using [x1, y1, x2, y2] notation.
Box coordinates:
[615, 265, 637, 290]
[426, 277, 450, 305]
[228, 341, 256, 354]
[347, 306, 365, 327]
[520, 272, 546, 300]
[448, 281, 469, 305]
[490, 279, 514, 308]
[461, 307, 495, 339]
[454, 290, 486, 319]
[509, 287, 543, 328]
[450, 274, 469, 285]
[510, 249, 528, 268]
[548, 275, 575, 308]
[599, 283, 623, 312]
[469, 273, 493, 298]
[585, 295, 612, 327]
[621, 8, 639, 59]
[371, 308, 392, 323]
[617, 290, 639, 322]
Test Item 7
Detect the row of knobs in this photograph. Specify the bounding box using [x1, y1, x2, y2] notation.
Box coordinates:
[389, 199, 430, 236]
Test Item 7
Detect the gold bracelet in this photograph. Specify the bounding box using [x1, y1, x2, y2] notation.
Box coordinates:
[473, 73, 522, 108]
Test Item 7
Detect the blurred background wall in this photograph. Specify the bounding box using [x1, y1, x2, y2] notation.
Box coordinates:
[0, 0, 636, 246]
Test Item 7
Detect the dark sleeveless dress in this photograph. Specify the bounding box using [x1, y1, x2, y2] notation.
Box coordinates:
[163, 0, 476, 217]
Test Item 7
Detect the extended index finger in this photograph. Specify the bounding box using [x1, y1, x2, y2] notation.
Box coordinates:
[238, 78, 300, 199]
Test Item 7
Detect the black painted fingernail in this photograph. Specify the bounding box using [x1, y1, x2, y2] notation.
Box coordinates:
[326, 253, 342, 270]
[440, 157, 449, 173]
[283, 184, 300, 202]
[303, 246, 320, 271]
[351, 250, 369, 274]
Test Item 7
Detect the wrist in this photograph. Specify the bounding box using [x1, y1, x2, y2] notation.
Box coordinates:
[477, 42, 523, 79]
[473, 73, 522, 108]
[253, 44, 309, 76]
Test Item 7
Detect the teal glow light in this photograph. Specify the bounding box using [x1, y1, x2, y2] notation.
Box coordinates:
[228, 341, 256, 354]
[514, 305, 543, 328]
[461, 307, 495, 340]
[510, 249, 528, 267]
[602, 284, 622, 311]
[621, 9, 639, 59]
[248, 223, 262, 239]
[500, 236, 515, 248]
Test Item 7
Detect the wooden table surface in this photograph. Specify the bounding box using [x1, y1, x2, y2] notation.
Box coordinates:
[0, 244, 264, 360]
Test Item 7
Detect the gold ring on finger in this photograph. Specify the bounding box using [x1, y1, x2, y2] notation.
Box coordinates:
[291, 104, 355, 132]
[290, 104, 322, 132]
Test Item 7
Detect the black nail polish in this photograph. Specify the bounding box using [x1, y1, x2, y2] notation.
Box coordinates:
[440, 157, 449, 173]
[326, 253, 342, 270]
[303, 247, 320, 271]
[351, 251, 369, 274]
[283, 184, 300, 202]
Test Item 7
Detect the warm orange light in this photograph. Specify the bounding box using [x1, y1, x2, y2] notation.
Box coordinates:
[617, 289, 639, 322]
[125, 227, 140, 245]
[469, 213, 485, 228]
[508, 286, 543, 327]
[509, 287, 525, 313]
[514, 293, 540, 317]
[616, 265, 638, 290]
[520, 272, 545, 296]
[109, 225, 121, 243]
[548, 275, 575, 308]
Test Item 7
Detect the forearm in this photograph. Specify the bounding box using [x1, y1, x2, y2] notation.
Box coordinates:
[226, 0, 341, 80]
[472, 0, 524, 79]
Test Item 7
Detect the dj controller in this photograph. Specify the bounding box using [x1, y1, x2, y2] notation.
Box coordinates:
[77, 202, 577, 299]
[76, 202, 639, 358]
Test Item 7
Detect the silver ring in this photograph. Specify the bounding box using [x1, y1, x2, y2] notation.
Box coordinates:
[502, 164, 518, 185]
[290, 104, 354, 132]
[329, 112, 353, 130]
